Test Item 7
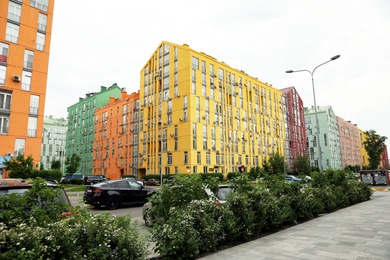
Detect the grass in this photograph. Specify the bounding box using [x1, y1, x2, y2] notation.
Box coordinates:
[62, 184, 87, 192]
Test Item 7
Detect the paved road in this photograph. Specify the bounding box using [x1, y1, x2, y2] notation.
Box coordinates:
[199, 190, 390, 260]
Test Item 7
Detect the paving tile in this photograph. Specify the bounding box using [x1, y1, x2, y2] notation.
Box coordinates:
[199, 192, 390, 260]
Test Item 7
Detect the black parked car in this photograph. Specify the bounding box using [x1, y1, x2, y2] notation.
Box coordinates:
[83, 176, 105, 185]
[84, 179, 155, 210]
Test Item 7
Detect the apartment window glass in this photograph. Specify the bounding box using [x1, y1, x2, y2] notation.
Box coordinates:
[15, 139, 25, 156]
[0, 65, 6, 86]
[36, 32, 45, 51]
[38, 13, 47, 32]
[24, 50, 34, 70]
[30, 0, 48, 12]
[192, 57, 199, 69]
[29, 95, 39, 115]
[27, 117, 38, 137]
[184, 152, 188, 164]
[0, 43, 9, 63]
[8, 2, 21, 23]
[0, 91, 12, 110]
[0, 115, 9, 134]
[6, 23, 19, 43]
[22, 71, 32, 91]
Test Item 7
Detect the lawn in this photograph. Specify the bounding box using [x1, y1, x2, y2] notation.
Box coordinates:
[61, 184, 87, 192]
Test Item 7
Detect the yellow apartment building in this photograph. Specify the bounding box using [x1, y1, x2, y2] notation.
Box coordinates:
[358, 129, 369, 168]
[138, 41, 285, 178]
[0, 0, 54, 172]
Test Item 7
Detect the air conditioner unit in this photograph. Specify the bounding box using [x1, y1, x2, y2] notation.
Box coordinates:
[176, 94, 180, 97]
[167, 150, 170, 153]
[202, 116, 206, 119]
[179, 118, 183, 121]
[170, 133, 174, 137]
[155, 72, 159, 77]
[13, 76, 21, 82]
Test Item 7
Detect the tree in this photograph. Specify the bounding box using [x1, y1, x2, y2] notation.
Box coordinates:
[4, 154, 34, 179]
[65, 153, 81, 175]
[268, 153, 286, 175]
[363, 130, 387, 169]
[292, 155, 311, 175]
[51, 159, 61, 170]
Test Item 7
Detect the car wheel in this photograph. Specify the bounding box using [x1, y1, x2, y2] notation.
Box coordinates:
[106, 197, 120, 210]
[144, 209, 154, 227]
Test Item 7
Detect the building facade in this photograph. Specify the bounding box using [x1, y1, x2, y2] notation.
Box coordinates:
[336, 117, 361, 169]
[41, 115, 67, 171]
[66, 84, 123, 175]
[0, 0, 54, 167]
[93, 91, 140, 180]
[137, 41, 285, 178]
[280, 86, 307, 170]
[305, 105, 342, 170]
[358, 129, 369, 168]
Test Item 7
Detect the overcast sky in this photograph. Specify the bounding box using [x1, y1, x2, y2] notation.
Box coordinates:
[45, 0, 390, 147]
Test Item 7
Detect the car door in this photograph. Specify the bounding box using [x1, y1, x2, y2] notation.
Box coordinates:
[128, 181, 149, 205]
[115, 180, 132, 205]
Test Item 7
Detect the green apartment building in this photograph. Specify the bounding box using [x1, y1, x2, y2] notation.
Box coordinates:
[305, 105, 342, 171]
[66, 84, 123, 175]
[41, 115, 67, 172]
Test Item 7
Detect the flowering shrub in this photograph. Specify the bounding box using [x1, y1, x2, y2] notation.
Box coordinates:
[0, 179, 149, 259]
[0, 213, 150, 259]
[150, 170, 372, 259]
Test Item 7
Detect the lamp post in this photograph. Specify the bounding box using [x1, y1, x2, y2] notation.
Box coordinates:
[286, 55, 340, 172]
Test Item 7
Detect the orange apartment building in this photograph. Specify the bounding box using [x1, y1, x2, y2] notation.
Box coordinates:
[93, 91, 140, 180]
[0, 0, 54, 172]
[336, 117, 361, 168]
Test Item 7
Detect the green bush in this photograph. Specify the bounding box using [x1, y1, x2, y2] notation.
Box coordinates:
[70, 179, 83, 185]
[0, 213, 149, 259]
[149, 169, 372, 258]
[152, 201, 225, 259]
[0, 179, 149, 259]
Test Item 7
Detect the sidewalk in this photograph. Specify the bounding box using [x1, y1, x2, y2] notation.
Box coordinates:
[199, 190, 390, 260]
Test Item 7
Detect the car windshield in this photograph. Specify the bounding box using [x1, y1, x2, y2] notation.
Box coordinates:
[0, 188, 30, 196]
[215, 187, 230, 201]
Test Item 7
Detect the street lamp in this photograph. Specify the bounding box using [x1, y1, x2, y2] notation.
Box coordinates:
[286, 55, 340, 172]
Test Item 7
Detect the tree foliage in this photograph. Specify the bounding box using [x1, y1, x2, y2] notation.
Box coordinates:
[268, 153, 286, 175]
[363, 130, 387, 169]
[51, 159, 62, 170]
[65, 153, 81, 174]
[293, 155, 311, 175]
[4, 154, 34, 179]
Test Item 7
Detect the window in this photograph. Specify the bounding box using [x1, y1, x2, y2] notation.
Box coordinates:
[184, 151, 188, 164]
[6, 23, 19, 43]
[36, 32, 45, 51]
[30, 0, 48, 12]
[38, 13, 47, 32]
[192, 57, 199, 69]
[8, 2, 21, 23]
[14, 139, 25, 156]
[27, 117, 38, 137]
[29, 95, 39, 115]
[0, 91, 12, 110]
[22, 71, 32, 91]
[24, 50, 34, 70]
[0, 65, 6, 86]
[0, 43, 9, 63]
[0, 115, 9, 134]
